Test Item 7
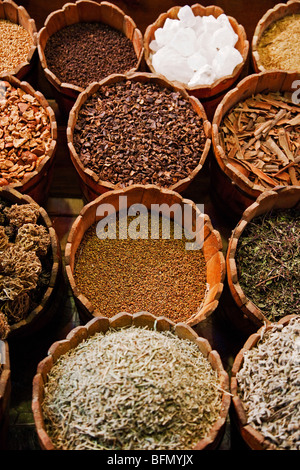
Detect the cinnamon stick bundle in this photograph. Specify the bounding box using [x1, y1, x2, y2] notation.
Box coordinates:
[220, 91, 300, 190]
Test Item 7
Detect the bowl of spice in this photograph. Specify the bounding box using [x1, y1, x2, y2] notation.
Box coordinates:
[252, 0, 300, 74]
[0, 0, 37, 80]
[144, 4, 249, 118]
[38, 0, 144, 115]
[0, 336, 10, 450]
[0, 187, 62, 339]
[225, 186, 300, 334]
[0, 76, 57, 205]
[212, 70, 300, 219]
[65, 184, 225, 326]
[231, 314, 300, 450]
[67, 72, 211, 201]
[32, 311, 231, 450]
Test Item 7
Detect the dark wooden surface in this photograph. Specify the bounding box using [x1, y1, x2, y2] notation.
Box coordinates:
[4, 0, 282, 452]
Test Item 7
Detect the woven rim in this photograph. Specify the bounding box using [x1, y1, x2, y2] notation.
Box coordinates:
[0, 0, 37, 79]
[230, 313, 298, 450]
[0, 339, 10, 424]
[0, 187, 61, 337]
[67, 71, 211, 197]
[32, 311, 231, 450]
[37, 0, 144, 97]
[144, 3, 249, 96]
[64, 184, 225, 327]
[226, 186, 300, 329]
[252, 0, 300, 73]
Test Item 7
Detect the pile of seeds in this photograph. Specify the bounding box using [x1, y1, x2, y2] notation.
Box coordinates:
[236, 316, 300, 450]
[0, 20, 33, 75]
[73, 80, 206, 188]
[236, 208, 300, 322]
[44, 22, 138, 89]
[0, 80, 53, 186]
[257, 14, 300, 72]
[0, 199, 52, 332]
[74, 214, 208, 323]
[219, 91, 300, 190]
[42, 326, 222, 450]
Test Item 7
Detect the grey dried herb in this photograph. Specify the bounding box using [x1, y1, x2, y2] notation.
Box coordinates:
[237, 316, 300, 450]
[42, 326, 222, 450]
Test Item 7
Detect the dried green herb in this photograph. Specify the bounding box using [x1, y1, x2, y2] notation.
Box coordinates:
[236, 208, 300, 321]
[237, 316, 300, 450]
[42, 326, 222, 450]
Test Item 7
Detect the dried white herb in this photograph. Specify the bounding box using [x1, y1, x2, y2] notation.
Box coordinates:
[42, 326, 222, 450]
[237, 316, 300, 450]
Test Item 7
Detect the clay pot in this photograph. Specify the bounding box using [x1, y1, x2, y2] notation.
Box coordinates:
[32, 311, 231, 450]
[225, 186, 300, 333]
[211, 70, 299, 219]
[0, 187, 62, 339]
[0, 339, 10, 450]
[144, 4, 249, 121]
[0, 0, 37, 80]
[65, 184, 225, 326]
[0, 75, 57, 206]
[231, 314, 297, 450]
[38, 0, 144, 115]
[67, 71, 211, 201]
[252, 0, 300, 73]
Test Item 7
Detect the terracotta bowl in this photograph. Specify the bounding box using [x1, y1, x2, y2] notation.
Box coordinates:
[231, 314, 298, 450]
[0, 187, 62, 339]
[32, 311, 231, 450]
[225, 186, 300, 333]
[252, 0, 300, 73]
[0, 0, 37, 80]
[144, 3, 249, 101]
[0, 339, 10, 450]
[211, 70, 300, 219]
[67, 71, 211, 201]
[65, 184, 225, 326]
[0, 75, 57, 206]
[38, 0, 144, 114]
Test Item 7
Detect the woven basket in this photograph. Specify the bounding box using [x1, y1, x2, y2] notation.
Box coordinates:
[231, 314, 297, 450]
[0, 187, 62, 339]
[225, 186, 300, 333]
[38, 0, 144, 115]
[67, 71, 211, 201]
[0, 75, 57, 206]
[144, 3, 249, 120]
[0, 0, 37, 80]
[211, 70, 299, 219]
[252, 0, 300, 73]
[65, 184, 225, 326]
[32, 311, 231, 450]
[0, 339, 10, 450]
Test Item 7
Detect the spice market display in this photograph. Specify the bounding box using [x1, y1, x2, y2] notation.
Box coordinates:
[0, 0, 299, 453]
